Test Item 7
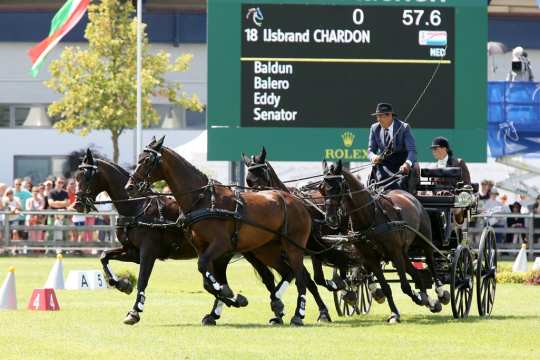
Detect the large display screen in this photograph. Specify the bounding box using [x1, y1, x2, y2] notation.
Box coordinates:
[241, 4, 454, 128]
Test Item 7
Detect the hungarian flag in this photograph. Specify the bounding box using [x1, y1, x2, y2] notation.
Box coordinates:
[28, 0, 91, 77]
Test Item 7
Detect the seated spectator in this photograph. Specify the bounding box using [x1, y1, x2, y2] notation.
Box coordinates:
[507, 201, 526, 244]
[2, 188, 22, 240]
[482, 187, 508, 243]
[13, 178, 31, 240]
[26, 186, 45, 241]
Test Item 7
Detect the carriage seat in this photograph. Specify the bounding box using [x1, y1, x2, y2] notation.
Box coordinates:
[420, 167, 462, 179]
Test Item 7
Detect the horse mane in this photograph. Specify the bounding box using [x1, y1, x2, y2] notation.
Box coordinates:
[97, 159, 130, 180]
[162, 146, 209, 185]
[342, 168, 365, 192]
[265, 162, 289, 192]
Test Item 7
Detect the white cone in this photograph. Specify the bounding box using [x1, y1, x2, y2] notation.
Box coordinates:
[44, 254, 65, 289]
[0, 267, 17, 310]
[533, 257, 540, 272]
[512, 244, 528, 273]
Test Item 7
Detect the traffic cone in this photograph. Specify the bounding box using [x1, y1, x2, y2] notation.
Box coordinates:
[44, 253, 65, 289]
[27, 288, 60, 311]
[512, 244, 528, 273]
[532, 257, 540, 272]
[0, 266, 17, 310]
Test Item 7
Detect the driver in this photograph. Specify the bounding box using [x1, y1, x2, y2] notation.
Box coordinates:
[368, 103, 417, 191]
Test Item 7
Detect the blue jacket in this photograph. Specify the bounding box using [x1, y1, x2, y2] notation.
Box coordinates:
[368, 118, 417, 171]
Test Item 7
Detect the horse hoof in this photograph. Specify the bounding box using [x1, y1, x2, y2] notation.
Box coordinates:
[372, 288, 386, 304]
[116, 278, 133, 295]
[387, 313, 400, 324]
[269, 317, 284, 326]
[235, 294, 248, 307]
[202, 314, 217, 326]
[317, 310, 332, 323]
[271, 298, 285, 315]
[123, 310, 140, 325]
[439, 291, 451, 305]
[290, 316, 304, 327]
[429, 300, 443, 313]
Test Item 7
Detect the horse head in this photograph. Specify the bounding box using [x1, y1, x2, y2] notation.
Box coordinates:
[125, 136, 166, 197]
[73, 148, 102, 213]
[319, 159, 346, 229]
[242, 146, 271, 188]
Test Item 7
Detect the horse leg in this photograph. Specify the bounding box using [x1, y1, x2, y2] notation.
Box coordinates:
[123, 246, 157, 325]
[287, 250, 308, 326]
[404, 258, 442, 313]
[100, 247, 137, 294]
[312, 257, 345, 291]
[392, 250, 429, 307]
[368, 272, 386, 304]
[365, 258, 401, 323]
[197, 241, 243, 307]
[304, 266, 332, 322]
[243, 252, 285, 322]
[422, 243, 450, 307]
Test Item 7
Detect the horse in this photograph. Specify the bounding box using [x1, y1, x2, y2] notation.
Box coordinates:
[125, 136, 316, 326]
[73, 149, 289, 326]
[320, 160, 450, 323]
[242, 147, 385, 305]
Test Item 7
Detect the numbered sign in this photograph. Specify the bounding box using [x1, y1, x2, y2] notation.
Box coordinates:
[65, 270, 108, 290]
[27, 288, 60, 311]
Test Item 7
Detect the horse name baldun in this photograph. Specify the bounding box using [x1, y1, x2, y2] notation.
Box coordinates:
[254, 61, 293, 75]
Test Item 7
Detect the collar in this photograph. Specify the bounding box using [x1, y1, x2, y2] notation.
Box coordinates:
[437, 154, 449, 168]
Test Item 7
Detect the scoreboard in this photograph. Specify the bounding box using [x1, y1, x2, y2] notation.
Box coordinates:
[242, 4, 454, 128]
[208, 0, 486, 162]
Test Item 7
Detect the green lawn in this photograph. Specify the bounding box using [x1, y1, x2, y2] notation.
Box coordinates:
[0, 257, 538, 360]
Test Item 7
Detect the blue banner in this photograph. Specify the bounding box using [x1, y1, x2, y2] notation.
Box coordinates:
[488, 81, 540, 157]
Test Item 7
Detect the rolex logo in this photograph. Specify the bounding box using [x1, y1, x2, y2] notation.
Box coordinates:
[341, 132, 355, 148]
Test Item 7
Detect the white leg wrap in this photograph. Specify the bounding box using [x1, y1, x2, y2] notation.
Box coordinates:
[106, 264, 118, 282]
[368, 282, 378, 292]
[205, 272, 221, 291]
[214, 301, 224, 316]
[298, 294, 306, 317]
[326, 280, 338, 290]
[275, 281, 289, 300]
[435, 286, 445, 297]
[136, 291, 145, 311]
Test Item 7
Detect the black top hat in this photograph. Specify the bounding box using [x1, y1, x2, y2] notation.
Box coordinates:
[430, 136, 450, 149]
[371, 103, 395, 116]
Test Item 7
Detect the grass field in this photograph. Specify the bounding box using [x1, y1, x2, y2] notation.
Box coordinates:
[0, 257, 539, 360]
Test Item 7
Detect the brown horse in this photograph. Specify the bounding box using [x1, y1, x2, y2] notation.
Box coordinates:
[321, 160, 449, 323]
[73, 149, 287, 326]
[125, 137, 314, 326]
[242, 147, 385, 306]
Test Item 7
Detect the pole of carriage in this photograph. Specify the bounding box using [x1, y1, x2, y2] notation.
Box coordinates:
[135, 0, 143, 165]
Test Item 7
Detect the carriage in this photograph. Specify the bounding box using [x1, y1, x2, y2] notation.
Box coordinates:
[327, 167, 497, 319]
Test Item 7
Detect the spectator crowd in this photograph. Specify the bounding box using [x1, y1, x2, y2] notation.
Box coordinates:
[0, 176, 113, 243]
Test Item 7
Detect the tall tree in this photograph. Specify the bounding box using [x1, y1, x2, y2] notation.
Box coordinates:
[46, 0, 202, 163]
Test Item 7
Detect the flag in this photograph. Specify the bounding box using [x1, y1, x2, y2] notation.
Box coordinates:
[28, 0, 91, 77]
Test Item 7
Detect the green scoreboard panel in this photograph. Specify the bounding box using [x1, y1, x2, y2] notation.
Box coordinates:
[208, 0, 487, 162]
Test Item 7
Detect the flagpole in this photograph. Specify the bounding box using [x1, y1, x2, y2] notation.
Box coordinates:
[135, 0, 143, 164]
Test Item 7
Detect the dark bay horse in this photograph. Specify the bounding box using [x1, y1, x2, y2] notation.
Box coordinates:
[73, 149, 286, 326]
[125, 137, 315, 326]
[321, 160, 449, 323]
[242, 147, 385, 306]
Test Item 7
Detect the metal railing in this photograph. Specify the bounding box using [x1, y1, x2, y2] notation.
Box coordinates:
[0, 210, 119, 253]
[469, 213, 540, 260]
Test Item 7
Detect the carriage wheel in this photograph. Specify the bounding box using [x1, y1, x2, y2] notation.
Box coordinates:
[357, 275, 373, 315]
[476, 227, 498, 316]
[332, 268, 371, 316]
[450, 246, 474, 319]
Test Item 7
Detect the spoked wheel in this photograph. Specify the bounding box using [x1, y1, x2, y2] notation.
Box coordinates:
[332, 267, 372, 316]
[476, 227, 498, 316]
[450, 245, 474, 319]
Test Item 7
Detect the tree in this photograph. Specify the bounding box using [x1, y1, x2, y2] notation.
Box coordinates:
[46, 0, 203, 164]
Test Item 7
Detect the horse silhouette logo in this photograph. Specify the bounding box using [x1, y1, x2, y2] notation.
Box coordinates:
[246, 7, 264, 27]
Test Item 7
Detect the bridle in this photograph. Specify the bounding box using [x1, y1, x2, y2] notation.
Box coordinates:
[74, 164, 99, 213]
[246, 160, 271, 188]
[321, 174, 348, 229]
[129, 147, 162, 195]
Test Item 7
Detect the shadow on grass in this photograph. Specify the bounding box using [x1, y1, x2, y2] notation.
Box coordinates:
[154, 314, 540, 329]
